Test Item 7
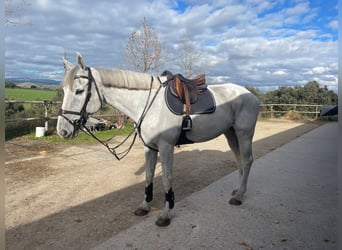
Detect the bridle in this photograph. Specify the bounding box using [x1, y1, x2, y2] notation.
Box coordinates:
[58, 67, 103, 131]
[58, 67, 162, 160]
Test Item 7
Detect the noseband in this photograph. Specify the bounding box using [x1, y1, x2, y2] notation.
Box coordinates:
[58, 67, 103, 130]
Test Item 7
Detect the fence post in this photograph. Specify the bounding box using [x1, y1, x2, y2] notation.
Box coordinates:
[44, 100, 48, 131]
[315, 106, 318, 119]
[270, 105, 273, 119]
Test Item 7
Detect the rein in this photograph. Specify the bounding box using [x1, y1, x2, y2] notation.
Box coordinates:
[135, 77, 162, 152]
[79, 121, 138, 160]
[59, 67, 161, 160]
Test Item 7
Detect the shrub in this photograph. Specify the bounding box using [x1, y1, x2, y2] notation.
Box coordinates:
[286, 110, 302, 120]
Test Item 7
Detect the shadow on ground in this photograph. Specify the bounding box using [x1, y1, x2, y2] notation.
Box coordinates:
[6, 122, 320, 250]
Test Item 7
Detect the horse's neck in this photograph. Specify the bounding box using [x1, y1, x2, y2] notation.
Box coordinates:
[93, 68, 161, 122]
[101, 86, 152, 122]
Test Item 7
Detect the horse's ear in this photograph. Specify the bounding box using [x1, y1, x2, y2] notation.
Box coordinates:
[62, 57, 73, 72]
[76, 52, 86, 70]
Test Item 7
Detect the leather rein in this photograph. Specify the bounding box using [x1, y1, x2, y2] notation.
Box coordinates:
[58, 67, 161, 160]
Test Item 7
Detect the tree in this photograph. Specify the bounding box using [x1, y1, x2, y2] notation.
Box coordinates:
[5, 0, 31, 26]
[124, 17, 166, 73]
[262, 81, 338, 105]
[245, 86, 264, 103]
[176, 33, 203, 77]
[5, 81, 16, 88]
[303, 81, 320, 104]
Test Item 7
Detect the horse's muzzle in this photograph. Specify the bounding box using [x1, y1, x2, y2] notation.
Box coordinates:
[58, 129, 70, 138]
[57, 125, 79, 139]
[57, 129, 73, 139]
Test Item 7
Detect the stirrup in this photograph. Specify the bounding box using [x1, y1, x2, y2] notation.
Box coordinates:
[182, 116, 192, 131]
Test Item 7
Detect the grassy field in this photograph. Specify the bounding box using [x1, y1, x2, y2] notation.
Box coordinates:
[5, 88, 57, 101]
[26, 123, 135, 144]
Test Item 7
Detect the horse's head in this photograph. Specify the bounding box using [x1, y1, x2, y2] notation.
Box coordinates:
[57, 52, 103, 139]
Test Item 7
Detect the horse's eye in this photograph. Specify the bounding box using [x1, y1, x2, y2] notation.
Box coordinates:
[75, 89, 84, 95]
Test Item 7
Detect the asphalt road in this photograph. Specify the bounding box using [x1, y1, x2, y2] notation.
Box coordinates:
[95, 122, 338, 250]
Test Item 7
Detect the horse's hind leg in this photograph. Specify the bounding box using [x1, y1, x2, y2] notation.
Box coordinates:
[226, 128, 254, 206]
[134, 147, 158, 216]
[224, 127, 242, 195]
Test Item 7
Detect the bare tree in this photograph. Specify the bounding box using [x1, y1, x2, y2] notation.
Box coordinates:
[5, 0, 31, 26]
[124, 17, 166, 73]
[176, 33, 203, 77]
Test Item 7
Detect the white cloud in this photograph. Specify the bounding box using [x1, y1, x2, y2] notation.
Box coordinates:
[36, 0, 50, 9]
[273, 70, 287, 76]
[312, 67, 328, 74]
[284, 2, 310, 16]
[328, 20, 338, 30]
[5, 0, 338, 92]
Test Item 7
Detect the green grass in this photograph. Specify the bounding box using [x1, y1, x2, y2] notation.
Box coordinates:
[5, 88, 57, 101]
[25, 123, 135, 144]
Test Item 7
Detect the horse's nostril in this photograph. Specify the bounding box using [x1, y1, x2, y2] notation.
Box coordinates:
[59, 129, 69, 138]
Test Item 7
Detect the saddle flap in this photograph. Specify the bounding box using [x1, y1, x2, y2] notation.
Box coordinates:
[165, 84, 216, 116]
[170, 77, 202, 104]
[162, 70, 210, 111]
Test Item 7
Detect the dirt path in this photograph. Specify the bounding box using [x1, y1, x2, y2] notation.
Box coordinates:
[5, 120, 321, 250]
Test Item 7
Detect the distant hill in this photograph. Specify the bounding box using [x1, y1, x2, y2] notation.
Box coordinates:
[6, 77, 60, 85]
[6, 78, 61, 90]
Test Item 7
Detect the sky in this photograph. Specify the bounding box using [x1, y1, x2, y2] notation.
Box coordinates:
[5, 0, 338, 92]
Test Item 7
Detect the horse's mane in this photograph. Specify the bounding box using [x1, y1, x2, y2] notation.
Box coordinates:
[63, 66, 159, 90]
[62, 66, 81, 89]
[97, 68, 159, 89]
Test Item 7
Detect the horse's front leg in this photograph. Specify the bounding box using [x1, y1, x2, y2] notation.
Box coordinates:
[134, 147, 158, 216]
[155, 144, 175, 227]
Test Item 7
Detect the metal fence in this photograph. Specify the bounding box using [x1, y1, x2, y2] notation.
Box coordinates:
[6, 101, 325, 125]
[259, 104, 323, 119]
[5, 100, 122, 131]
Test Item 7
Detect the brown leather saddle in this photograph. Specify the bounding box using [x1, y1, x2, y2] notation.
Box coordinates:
[162, 70, 209, 114]
[169, 73, 206, 105]
[162, 70, 216, 132]
[162, 70, 207, 116]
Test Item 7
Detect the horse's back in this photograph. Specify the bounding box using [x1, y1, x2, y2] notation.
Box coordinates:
[209, 83, 259, 129]
[208, 83, 259, 107]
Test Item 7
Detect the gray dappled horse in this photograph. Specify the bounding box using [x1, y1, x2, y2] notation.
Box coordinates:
[57, 52, 259, 227]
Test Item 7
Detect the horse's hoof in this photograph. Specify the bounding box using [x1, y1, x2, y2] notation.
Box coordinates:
[134, 208, 149, 216]
[229, 198, 242, 206]
[155, 217, 171, 227]
[231, 189, 238, 196]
